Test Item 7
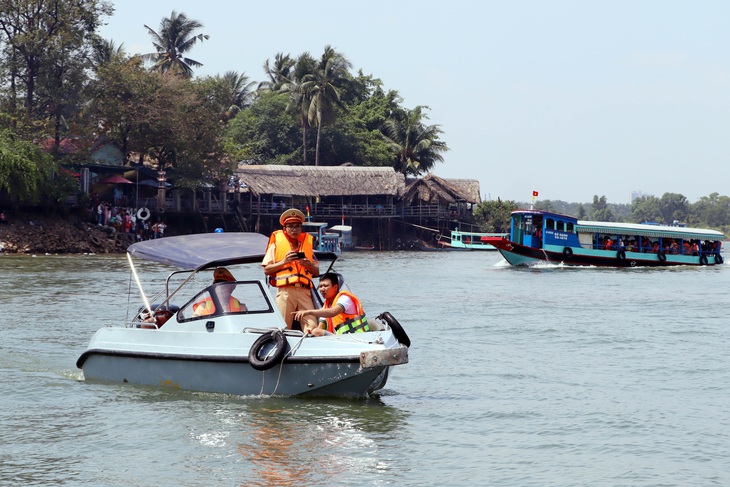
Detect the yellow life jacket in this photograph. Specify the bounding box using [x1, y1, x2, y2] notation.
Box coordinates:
[325, 291, 369, 334]
[267, 230, 315, 288]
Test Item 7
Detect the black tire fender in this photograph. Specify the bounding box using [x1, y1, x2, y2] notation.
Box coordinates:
[715, 254, 723, 265]
[90, 235, 102, 246]
[378, 311, 411, 348]
[617, 250, 626, 261]
[563, 247, 573, 258]
[657, 251, 667, 262]
[248, 330, 288, 371]
[700, 255, 709, 266]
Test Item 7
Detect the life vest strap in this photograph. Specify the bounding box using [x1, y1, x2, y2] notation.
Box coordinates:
[334, 317, 370, 334]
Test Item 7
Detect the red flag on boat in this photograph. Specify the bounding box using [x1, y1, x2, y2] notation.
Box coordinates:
[532, 191, 539, 197]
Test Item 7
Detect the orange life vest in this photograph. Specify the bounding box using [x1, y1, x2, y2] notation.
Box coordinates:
[267, 230, 315, 288]
[325, 291, 370, 334]
[193, 296, 242, 316]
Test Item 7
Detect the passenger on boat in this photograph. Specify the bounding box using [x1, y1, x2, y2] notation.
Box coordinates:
[683, 241, 691, 254]
[192, 267, 246, 317]
[604, 236, 614, 250]
[293, 272, 370, 337]
[262, 209, 319, 331]
[641, 237, 652, 253]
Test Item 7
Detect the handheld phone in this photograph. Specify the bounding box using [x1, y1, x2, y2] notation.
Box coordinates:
[296, 252, 306, 259]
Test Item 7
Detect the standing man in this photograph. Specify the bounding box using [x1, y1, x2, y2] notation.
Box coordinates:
[262, 209, 319, 330]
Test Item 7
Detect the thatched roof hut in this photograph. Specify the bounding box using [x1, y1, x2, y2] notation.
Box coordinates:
[403, 173, 481, 205]
[235, 165, 405, 197]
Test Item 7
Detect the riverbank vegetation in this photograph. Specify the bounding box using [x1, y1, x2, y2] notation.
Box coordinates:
[0, 1, 728, 239]
[0, 3, 446, 207]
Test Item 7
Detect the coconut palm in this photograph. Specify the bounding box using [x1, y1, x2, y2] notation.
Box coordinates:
[142, 11, 208, 77]
[258, 52, 295, 93]
[382, 105, 448, 176]
[300, 45, 352, 165]
[91, 38, 126, 71]
[281, 52, 317, 164]
[219, 71, 256, 121]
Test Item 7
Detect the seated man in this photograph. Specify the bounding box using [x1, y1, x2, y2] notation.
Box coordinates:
[293, 272, 369, 336]
[192, 267, 246, 317]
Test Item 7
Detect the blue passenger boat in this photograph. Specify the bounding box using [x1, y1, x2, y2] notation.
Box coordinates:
[483, 210, 725, 267]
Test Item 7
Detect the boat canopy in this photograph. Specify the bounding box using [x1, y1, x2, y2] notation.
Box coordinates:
[128, 232, 337, 270]
[575, 221, 725, 241]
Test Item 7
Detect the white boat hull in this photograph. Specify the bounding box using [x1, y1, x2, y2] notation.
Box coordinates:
[78, 327, 407, 397]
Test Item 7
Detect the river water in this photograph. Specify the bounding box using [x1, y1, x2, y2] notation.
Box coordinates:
[1, 250, 729, 486]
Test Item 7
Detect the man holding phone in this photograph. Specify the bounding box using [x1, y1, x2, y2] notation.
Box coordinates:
[262, 208, 319, 330]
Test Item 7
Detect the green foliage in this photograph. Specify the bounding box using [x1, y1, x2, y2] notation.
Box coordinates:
[474, 198, 518, 232]
[630, 195, 663, 223]
[141, 11, 208, 77]
[224, 91, 301, 165]
[0, 0, 112, 119]
[0, 128, 59, 204]
[196, 71, 256, 123]
[301, 45, 353, 165]
[382, 105, 448, 176]
[589, 195, 616, 222]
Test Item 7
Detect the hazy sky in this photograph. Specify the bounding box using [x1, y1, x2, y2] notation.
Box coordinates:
[99, 1, 730, 204]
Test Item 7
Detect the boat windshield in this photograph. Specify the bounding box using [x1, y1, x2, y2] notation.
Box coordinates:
[177, 281, 274, 321]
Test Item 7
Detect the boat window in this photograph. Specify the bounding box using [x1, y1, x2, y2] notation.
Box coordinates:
[556, 220, 565, 231]
[177, 281, 273, 321]
[566, 222, 574, 233]
[545, 218, 554, 230]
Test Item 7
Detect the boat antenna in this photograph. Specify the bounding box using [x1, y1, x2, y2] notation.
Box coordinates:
[127, 252, 153, 316]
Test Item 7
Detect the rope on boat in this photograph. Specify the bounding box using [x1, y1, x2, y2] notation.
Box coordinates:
[258, 332, 308, 397]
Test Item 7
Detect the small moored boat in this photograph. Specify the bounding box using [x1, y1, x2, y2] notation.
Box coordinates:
[437, 228, 506, 251]
[76, 233, 409, 397]
[483, 210, 725, 267]
[302, 221, 341, 255]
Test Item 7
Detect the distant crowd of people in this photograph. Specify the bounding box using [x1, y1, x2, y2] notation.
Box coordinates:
[91, 196, 166, 242]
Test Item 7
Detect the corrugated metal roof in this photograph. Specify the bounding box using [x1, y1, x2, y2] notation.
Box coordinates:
[575, 221, 725, 240]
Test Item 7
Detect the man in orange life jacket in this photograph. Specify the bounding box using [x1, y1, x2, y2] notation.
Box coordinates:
[262, 208, 319, 330]
[192, 267, 245, 317]
[294, 272, 370, 336]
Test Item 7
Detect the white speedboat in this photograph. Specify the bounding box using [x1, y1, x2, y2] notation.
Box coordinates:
[76, 233, 409, 397]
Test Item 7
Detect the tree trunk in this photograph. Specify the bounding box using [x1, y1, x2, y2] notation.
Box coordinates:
[314, 109, 322, 166]
[301, 115, 307, 164]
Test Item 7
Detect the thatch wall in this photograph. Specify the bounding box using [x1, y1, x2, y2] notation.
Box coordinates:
[235, 165, 405, 197]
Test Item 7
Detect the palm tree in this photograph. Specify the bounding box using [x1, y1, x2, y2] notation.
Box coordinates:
[281, 52, 317, 164]
[258, 52, 295, 92]
[219, 71, 256, 121]
[300, 45, 352, 165]
[382, 105, 448, 176]
[91, 38, 126, 71]
[142, 11, 208, 77]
